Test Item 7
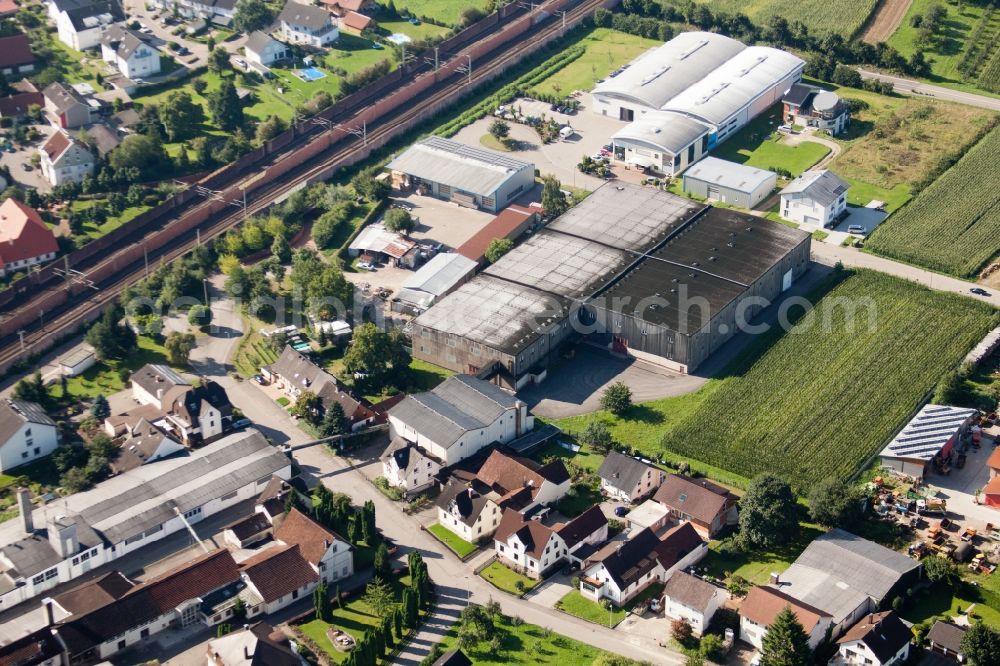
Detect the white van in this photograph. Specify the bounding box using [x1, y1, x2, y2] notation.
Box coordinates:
[559, 125, 574, 140]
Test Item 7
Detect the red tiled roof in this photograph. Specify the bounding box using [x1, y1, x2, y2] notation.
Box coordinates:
[274, 507, 344, 565]
[321, 0, 365, 11]
[240, 544, 318, 603]
[654, 474, 735, 526]
[0, 197, 58, 267]
[41, 130, 70, 161]
[341, 10, 371, 30]
[0, 0, 18, 15]
[123, 549, 240, 615]
[456, 205, 535, 265]
[0, 90, 43, 117]
[987, 447, 1000, 471]
[476, 449, 568, 499]
[983, 475, 1000, 497]
[0, 34, 33, 69]
[740, 585, 830, 631]
[493, 508, 556, 559]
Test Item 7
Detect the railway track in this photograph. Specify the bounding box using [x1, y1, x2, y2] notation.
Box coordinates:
[0, 0, 608, 373]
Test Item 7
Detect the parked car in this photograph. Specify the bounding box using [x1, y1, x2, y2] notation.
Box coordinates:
[971, 287, 991, 296]
[847, 225, 866, 235]
[613, 506, 629, 517]
[232, 418, 252, 429]
[252, 374, 266, 385]
[21, 163, 32, 171]
[409, 17, 420, 24]
[358, 261, 377, 271]
[649, 597, 662, 613]
[234, 57, 246, 68]
[372, 42, 383, 49]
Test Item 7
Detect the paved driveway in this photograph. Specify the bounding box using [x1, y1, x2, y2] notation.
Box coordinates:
[926, 436, 999, 531]
[525, 570, 574, 608]
[0, 124, 56, 193]
[518, 346, 707, 419]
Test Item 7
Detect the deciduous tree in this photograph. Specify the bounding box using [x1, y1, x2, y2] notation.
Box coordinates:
[485, 238, 513, 264]
[599, 381, 632, 415]
[738, 474, 800, 549]
[164, 331, 196, 366]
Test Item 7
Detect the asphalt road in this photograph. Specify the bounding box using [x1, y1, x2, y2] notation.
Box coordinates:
[858, 69, 1000, 111]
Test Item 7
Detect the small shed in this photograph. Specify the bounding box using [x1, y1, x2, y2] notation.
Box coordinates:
[682, 156, 777, 209]
[59, 346, 96, 377]
[625, 499, 670, 532]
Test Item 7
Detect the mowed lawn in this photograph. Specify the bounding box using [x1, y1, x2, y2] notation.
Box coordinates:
[711, 105, 830, 177]
[63, 336, 172, 399]
[528, 28, 659, 97]
[690, 0, 878, 37]
[428, 523, 478, 558]
[378, 17, 453, 41]
[659, 270, 998, 491]
[478, 561, 537, 595]
[435, 615, 605, 664]
[390, 0, 490, 26]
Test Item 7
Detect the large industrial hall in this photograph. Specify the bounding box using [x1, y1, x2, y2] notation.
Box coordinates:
[410, 183, 810, 386]
[593, 31, 805, 175]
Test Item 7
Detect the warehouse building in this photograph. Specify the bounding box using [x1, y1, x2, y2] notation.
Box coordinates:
[386, 136, 535, 213]
[682, 156, 777, 208]
[411, 183, 809, 382]
[594, 32, 805, 175]
[392, 252, 477, 314]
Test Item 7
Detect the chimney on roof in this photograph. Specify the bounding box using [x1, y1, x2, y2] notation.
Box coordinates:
[17, 488, 32, 534]
[769, 572, 780, 586]
[42, 598, 54, 627]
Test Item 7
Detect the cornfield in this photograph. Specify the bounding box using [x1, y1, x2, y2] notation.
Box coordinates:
[689, 0, 879, 37]
[660, 271, 997, 492]
[865, 125, 1000, 277]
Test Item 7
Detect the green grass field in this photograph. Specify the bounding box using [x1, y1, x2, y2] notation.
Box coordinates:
[387, 0, 489, 26]
[701, 525, 825, 585]
[691, 0, 878, 37]
[428, 523, 478, 558]
[378, 17, 453, 41]
[658, 270, 997, 491]
[555, 584, 662, 627]
[434, 614, 604, 664]
[478, 561, 538, 595]
[711, 106, 830, 177]
[69, 201, 151, 243]
[888, 0, 1000, 94]
[63, 336, 171, 399]
[527, 28, 658, 97]
[864, 124, 1000, 278]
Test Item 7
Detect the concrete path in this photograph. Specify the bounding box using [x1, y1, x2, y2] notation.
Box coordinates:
[811, 243, 1000, 307]
[781, 131, 842, 170]
[859, 70, 1000, 111]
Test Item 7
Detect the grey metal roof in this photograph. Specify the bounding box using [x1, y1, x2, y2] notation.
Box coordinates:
[388, 375, 518, 447]
[387, 136, 534, 197]
[662, 46, 805, 126]
[780, 169, 850, 207]
[0, 431, 288, 557]
[245, 30, 280, 55]
[612, 111, 710, 156]
[0, 399, 56, 444]
[782, 528, 920, 619]
[414, 275, 569, 355]
[402, 253, 477, 298]
[484, 229, 633, 300]
[545, 183, 704, 254]
[881, 404, 977, 462]
[683, 156, 776, 194]
[593, 32, 745, 111]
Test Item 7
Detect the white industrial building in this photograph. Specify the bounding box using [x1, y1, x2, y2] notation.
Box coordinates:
[0, 429, 290, 612]
[682, 156, 777, 208]
[392, 252, 478, 314]
[595, 31, 805, 176]
[387, 136, 535, 213]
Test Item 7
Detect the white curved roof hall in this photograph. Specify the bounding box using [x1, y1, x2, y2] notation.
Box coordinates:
[592, 31, 746, 111]
[611, 111, 710, 155]
[661, 46, 805, 126]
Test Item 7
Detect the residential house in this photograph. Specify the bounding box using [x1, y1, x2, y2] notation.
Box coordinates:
[110, 419, 185, 472]
[153, 0, 235, 21]
[0, 81, 45, 120]
[339, 10, 371, 34]
[239, 544, 319, 615]
[320, 0, 372, 15]
[39, 130, 94, 186]
[0, 626, 63, 666]
[129, 363, 190, 409]
[779, 169, 849, 227]
[207, 621, 303, 666]
[53, 549, 241, 663]
[274, 507, 354, 584]
[0, 430, 290, 612]
[597, 451, 666, 503]
[278, 1, 339, 47]
[578, 523, 705, 606]
[43, 82, 93, 129]
[475, 448, 570, 507]
[86, 122, 122, 159]
[783, 83, 850, 135]
[0, 34, 35, 76]
[0, 399, 59, 472]
[381, 437, 442, 493]
[832, 612, 911, 666]
[100, 25, 161, 79]
[771, 529, 923, 636]
[984, 447, 1000, 508]
[387, 374, 533, 465]
[265, 346, 376, 431]
[436, 481, 509, 546]
[624, 500, 671, 533]
[0, 0, 19, 17]
[739, 585, 833, 650]
[50, 0, 125, 51]
[244, 31, 288, 67]
[662, 571, 726, 636]
[653, 474, 738, 538]
[493, 506, 607, 579]
[431, 650, 472, 666]
[927, 621, 966, 663]
[555, 505, 608, 565]
[0, 198, 58, 278]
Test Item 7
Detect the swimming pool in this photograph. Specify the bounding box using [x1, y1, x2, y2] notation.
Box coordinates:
[386, 32, 412, 44]
[296, 66, 327, 82]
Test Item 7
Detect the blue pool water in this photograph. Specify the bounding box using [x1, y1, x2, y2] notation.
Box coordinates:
[297, 66, 327, 81]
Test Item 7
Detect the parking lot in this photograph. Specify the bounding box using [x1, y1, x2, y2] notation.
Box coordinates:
[0, 123, 57, 193]
[451, 94, 633, 191]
